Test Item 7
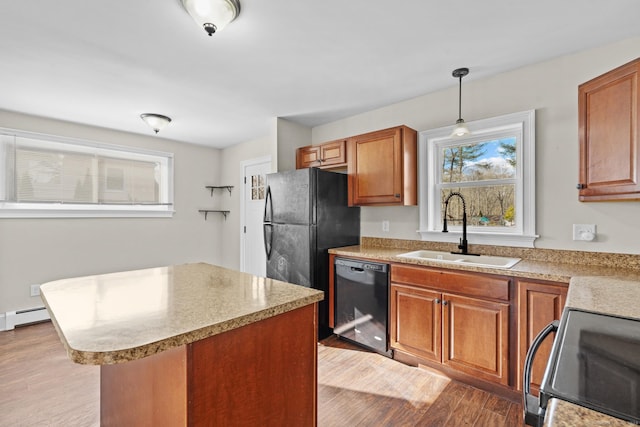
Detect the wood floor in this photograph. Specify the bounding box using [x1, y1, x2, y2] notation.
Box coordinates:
[0, 322, 523, 426]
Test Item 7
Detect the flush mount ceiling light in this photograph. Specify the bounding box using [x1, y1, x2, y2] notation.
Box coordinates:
[181, 0, 240, 36]
[140, 114, 172, 134]
[451, 67, 471, 137]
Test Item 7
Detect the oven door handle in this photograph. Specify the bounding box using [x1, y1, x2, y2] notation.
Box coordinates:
[523, 320, 559, 427]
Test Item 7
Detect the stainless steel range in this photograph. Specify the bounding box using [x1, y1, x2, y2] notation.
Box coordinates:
[524, 308, 640, 426]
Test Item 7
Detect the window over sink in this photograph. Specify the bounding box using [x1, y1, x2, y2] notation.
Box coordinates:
[418, 110, 537, 247]
[0, 128, 174, 218]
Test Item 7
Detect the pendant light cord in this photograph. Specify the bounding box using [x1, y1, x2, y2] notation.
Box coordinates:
[458, 75, 462, 121]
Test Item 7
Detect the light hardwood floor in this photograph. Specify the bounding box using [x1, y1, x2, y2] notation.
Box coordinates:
[0, 322, 523, 426]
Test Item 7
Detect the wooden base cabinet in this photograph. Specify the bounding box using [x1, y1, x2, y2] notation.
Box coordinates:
[390, 283, 441, 363]
[443, 293, 509, 385]
[390, 265, 510, 386]
[517, 279, 567, 393]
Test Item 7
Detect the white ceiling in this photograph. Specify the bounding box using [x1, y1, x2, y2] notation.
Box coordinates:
[1, 1, 639, 149]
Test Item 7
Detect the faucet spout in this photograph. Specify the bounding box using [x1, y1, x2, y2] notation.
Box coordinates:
[442, 192, 478, 256]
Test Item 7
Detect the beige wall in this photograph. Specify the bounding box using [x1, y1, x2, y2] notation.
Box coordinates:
[0, 110, 222, 314]
[312, 37, 640, 254]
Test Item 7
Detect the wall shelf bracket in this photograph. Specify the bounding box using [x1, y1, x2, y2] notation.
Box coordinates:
[198, 210, 230, 220]
[205, 186, 234, 197]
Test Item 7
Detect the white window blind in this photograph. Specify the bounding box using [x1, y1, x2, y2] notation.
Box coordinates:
[0, 129, 174, 218]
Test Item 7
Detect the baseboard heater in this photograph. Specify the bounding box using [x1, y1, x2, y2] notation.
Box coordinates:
[1, 307, 50, 331]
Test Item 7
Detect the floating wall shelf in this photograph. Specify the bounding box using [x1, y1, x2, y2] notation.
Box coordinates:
[198, 210, 230, 220]
[200, 185, 233, 221]
[205, 186, 233, 197]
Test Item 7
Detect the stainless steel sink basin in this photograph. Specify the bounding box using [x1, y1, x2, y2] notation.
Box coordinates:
[397, 250, 521, 269]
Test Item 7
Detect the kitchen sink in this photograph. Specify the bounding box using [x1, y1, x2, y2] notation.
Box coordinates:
[397, 250, 521, 269]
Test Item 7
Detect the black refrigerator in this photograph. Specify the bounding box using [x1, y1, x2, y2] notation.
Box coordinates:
[263, 168, 360, 339]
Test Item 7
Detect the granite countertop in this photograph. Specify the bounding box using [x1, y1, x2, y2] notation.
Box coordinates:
[542, 276, 640, 427]
[329, 243, 640, 283]
[40, 263, 323, 366]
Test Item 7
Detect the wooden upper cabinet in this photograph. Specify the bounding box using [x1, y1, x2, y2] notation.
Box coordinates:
[296, 139, 347, 170]
[347, 125, 417, 206]
[578, 57, 640, 201]
[516, 279, 567, 393]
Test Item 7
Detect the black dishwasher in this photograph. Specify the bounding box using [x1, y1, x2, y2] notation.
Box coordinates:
[334, 258, 391, 357]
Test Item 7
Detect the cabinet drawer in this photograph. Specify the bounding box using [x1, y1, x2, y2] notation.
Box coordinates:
[391, 264, 510, 301]
[439, 270, 510, 301]
[391, 264, 440, 288]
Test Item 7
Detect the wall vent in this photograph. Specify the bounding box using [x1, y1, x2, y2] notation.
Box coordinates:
[1, 307, 50, 331]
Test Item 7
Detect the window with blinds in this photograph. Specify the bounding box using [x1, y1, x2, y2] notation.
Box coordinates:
[0, 129, 174, 218]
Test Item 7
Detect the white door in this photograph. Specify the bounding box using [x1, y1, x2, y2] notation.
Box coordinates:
[240, 157, 272, 276]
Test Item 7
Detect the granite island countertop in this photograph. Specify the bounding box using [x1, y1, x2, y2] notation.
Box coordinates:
[40, 262, 323, 365]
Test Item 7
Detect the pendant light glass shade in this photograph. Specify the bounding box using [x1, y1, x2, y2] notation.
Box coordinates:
[450, 67, 470, 137]
[451, 119, 470, 137]
[181, 0, 240, 36]
[140, 114, 172, 134]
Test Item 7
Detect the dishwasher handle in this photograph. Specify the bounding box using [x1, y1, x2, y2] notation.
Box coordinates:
[335, 258, 388, 273]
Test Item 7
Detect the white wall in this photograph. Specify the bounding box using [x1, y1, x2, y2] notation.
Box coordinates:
[218, 132, 276, 271]
[312, 37, 640, 254]
[0, 110, 222, 314]
[276, 118, 311, 172]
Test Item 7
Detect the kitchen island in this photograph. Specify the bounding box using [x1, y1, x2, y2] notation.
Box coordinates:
[40, 262, 324, 426]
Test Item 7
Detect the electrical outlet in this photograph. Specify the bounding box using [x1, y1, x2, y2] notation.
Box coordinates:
[382, 220, 390, 232]
[573, 224, 596, 241]
[30, 284, 41, 297]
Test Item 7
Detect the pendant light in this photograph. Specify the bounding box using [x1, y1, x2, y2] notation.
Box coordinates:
[451, 67, 470, 137]
[140, 114, 172, 134]
[181, 0, 241, 36]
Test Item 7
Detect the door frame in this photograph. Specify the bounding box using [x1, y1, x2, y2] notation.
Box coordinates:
[239, 155, 272, 274]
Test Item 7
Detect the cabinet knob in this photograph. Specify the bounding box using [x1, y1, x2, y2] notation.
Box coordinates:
[442, 300, 449, 306]
[576, 183, 586, 190]
[395, 194, 401, 198]
[434, 298, 441, 304]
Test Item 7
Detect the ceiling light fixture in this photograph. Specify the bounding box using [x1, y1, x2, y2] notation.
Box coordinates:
[451, 67, 471, 137]
[140, 114, 172, 134]
[181, 0, 240, 36]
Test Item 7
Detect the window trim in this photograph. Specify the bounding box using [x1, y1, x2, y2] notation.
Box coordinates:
[0, 127, 174, 218]
[418, 110, 537, 247]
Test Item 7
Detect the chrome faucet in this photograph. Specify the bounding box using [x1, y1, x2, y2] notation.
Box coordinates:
[442, 192, 478, 256]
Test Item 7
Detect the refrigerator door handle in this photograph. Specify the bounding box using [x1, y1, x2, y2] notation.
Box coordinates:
[263, 223, 273, 260]
[263, 186, 273, 223]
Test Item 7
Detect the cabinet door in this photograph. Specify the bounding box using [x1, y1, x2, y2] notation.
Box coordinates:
[517, 279, 567, 393]
[296, 145, 321, 169]
[319, 139, 346, 168]
[442, 293, 510, 385]
[578, 58, 640, 201]
[390, 283, 441, 363]
[347, 126, 417, 206]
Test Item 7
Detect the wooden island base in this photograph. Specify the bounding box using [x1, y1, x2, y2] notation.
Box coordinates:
[101, 304, 318, 426]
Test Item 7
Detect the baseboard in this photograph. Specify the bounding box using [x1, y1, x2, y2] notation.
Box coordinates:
[1, 307, 50, 331]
